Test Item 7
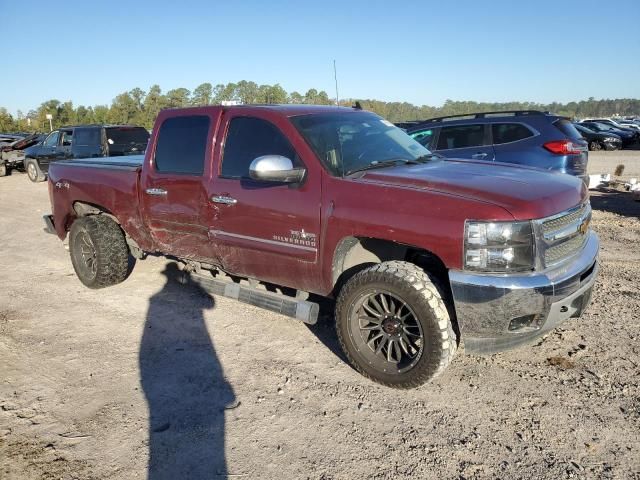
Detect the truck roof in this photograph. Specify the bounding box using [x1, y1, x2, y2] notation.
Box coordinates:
[164, 104, 359, 118]
[57, 124, 147, 129]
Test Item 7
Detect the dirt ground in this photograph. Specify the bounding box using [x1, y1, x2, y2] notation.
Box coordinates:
[1, 153, 639, 479]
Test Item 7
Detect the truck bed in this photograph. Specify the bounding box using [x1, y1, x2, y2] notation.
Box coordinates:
[47, 155, 151, 249]
[55, 154, 145, 170]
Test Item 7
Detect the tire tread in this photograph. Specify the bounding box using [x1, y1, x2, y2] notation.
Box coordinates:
[336, 260, 457, 389]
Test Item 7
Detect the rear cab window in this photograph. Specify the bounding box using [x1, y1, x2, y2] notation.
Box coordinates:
[106, 127, 151, 155]
[73, 128, 101, 146]
[437, 124, 485, 150]
[154, 116, 210, 175]
[221, 117, 300, 179]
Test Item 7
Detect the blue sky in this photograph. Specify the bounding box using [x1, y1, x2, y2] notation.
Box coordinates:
[2, 0, 639, 114]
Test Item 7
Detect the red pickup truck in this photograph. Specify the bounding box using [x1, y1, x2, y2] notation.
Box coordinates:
[45, 105, 599, 388]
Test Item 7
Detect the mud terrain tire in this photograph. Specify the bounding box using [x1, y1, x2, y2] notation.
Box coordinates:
[336, 261, 456, 389]
[69, 216, 129, 289]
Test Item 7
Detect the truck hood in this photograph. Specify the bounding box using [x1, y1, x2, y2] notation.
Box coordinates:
[359, 159, 587, 220]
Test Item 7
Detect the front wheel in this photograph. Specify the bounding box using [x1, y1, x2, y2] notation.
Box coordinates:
[336, 261, 457, 389]
[25, 159, 46, 182]
[69, 215, 130, 289]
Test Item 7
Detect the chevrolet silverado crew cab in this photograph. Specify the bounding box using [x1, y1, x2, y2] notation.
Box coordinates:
[24, 124, 149, 182]
[44, 105, 599, 388]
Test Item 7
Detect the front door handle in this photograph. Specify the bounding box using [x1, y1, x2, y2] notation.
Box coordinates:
[211, 195, 237, 205]
[145, 188, 167, 196]
[472, 152, 488, 159]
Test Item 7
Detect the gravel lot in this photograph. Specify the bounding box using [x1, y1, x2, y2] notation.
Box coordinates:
[588, 149, 640, 180]
[1, 157, 639, 479]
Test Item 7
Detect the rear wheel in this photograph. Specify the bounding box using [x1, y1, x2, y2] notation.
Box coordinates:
[69, 216, 130, 289]
[336, 261, 456, 388]
[588, 141, 602, 151]
[25, 159, 46, 182]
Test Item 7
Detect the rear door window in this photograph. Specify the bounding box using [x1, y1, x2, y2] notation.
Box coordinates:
[437, 125, 484, 150]
[154, 116, 210, 175]
[74, 128, 102, 146]
[492, 123, 533, 144]
[221, 117, 299, 179]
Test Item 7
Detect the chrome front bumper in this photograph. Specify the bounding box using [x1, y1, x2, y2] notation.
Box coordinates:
[449, 231, 599, 354]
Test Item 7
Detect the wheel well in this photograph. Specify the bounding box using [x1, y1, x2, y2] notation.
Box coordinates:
[332, 237, 449, 291]
[331, 237, 458, 337]
[71, 202, 142, 258]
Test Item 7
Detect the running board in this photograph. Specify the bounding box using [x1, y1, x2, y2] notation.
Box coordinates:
[190, 272, 319, 325]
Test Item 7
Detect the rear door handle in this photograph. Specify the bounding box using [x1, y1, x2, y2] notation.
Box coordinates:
[472, 153, 488, 159]
[211, 195, 237, 205]
[145, 188, 167, 196]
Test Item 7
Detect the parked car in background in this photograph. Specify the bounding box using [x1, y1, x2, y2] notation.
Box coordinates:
[0, 133, 46, 176]
[616, 120, 640, 132]
[23, 124, 150, 182]
[583, 118, 640, 138]
[397, 110, 589, 183]
[579, 122, 638, 147]
[0, 134, 24, 149]
[573, 124, 621, 151]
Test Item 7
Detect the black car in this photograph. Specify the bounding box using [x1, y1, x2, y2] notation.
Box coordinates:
[23, 124, 150, 182]
[579, 122, 637, 147]
[573, 124, 622, 151]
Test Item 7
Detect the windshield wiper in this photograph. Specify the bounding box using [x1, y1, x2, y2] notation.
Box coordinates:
[345, 158, 420, 176]
[414, 153, 443, 162]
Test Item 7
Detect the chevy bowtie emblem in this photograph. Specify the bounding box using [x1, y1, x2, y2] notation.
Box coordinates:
[579, 218, 590, 235]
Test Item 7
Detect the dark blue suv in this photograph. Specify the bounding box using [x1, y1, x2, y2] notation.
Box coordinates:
[397, 111, 589, 183]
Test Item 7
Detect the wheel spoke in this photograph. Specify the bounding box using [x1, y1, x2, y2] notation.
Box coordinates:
[367, 297, 385, 317]
[352, 289, 425, 372]
[367, 332, 384, 349]
[379, 294, 391, 314]
[359, 323, 382, 331]
[401, 333, 418, 355]
[362, 302, 382, 318]
[399, 336, 410, 355]
[393, 340, 402, 362]
[358, 314, 381, 325]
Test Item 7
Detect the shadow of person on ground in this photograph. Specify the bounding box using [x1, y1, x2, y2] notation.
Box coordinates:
[304, 294, 349, 364]
[590, 189, 640, 219]
[140, 262, 235, 479]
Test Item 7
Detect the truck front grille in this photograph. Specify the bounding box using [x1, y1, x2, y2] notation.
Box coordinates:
[537, 203, 591, 268]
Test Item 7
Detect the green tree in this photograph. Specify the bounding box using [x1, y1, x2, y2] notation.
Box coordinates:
[166, 88, 191, 108]
[192, 83, 213, 106]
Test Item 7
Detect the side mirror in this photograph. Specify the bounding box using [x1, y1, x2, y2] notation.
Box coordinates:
[249, 155, 306, 183]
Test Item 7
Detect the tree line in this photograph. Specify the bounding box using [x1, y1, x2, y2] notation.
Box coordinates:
[1, 80, 639, 133]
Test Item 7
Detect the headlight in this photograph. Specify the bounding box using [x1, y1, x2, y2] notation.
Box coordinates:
[606, 137, 618, 142]
[464, 220, 535, 272]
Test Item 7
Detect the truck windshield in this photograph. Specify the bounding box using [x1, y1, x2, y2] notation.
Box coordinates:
[290, 111, 436, 176]
[106, 127, 150, 155]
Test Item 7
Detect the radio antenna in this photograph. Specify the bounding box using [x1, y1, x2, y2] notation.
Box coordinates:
[333, 59, 340, 106]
